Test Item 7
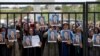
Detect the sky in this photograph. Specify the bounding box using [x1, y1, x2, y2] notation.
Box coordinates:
[0, 0, 96, 2]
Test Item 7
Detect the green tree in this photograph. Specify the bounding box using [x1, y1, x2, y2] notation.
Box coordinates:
[62, 5, 70, 12]
[97, 0, 100, 20]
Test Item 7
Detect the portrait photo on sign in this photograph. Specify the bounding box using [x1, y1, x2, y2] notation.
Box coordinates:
[8, 29, 16, 42]
[38, 16, 46, 27]
[0, 32, 5, 44]
[48, 30, 57, 43]
[72, 34, 82, 46]
[93, 34, 100, 46]
[61, 30, 71, 42]
[23, 36, 32, 48]
[49, 14, 59, 26]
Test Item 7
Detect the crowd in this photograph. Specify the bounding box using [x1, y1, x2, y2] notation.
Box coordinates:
[0, 16, 100, 56]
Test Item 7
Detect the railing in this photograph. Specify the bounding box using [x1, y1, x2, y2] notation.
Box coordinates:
[0, 2, 100, 56]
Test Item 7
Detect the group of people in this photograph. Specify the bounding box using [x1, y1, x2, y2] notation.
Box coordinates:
[0, 14, 100, 56]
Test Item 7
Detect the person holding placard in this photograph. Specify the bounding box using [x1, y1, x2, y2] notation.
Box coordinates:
[42, 26, 59, 56]
[22, 22, 32, 56]
[23, 35, 32, 56]
[88, 29, 94, 56]
[73, 27, 83, 56]
[33, 23, 42, 56]
[92, 34, 100, 56]
[61, 22, 74, 56]
[0, 32, 6, 56]
[88, 26, 100, 56]
[60, 22, 74, 56]
[1, 28, 7, 56]
[56, 26, 62, 56]
[16, 30, 22, 56]
[40, 26, 48, 56]
[7, 29, 16, 56]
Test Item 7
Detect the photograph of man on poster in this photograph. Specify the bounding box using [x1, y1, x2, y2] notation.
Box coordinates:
[0, 33, 5, 44]
[8, 29, 16, 42]
[23, 36, 32, 48]
[61, 30, 71, 42]
[38, 16, 46, 27]
[93, 34, 100, 46]
[48, 30, 57, 43]
[49, 14, 59, 26]
[73, 34, 81, 46]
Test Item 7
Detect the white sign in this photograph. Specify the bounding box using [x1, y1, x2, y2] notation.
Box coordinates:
[32, 35, 40, 47]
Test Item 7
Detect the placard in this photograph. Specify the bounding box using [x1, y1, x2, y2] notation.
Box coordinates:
[72, 33, 82, 46]
[49, 14, 59, 26]
[93, 34, 100, 47]
[8, 29, 17, 42]
[37, 16, 48, 27]
[32, 35, 40, 47]
[23, 36, 32, 48]
[48, 30, 58, 43]
[0, 32, 5, 44]
[61, 30, 71, 42]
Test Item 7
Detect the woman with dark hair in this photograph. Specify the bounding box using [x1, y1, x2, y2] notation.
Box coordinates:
[74, 27, 83, 56]
[5, 28, 16, 56]
[16, 30, 23, 56]
[39, 26, 48, 56]
[28, 28, 34, 56]
[56, 26, 62, 56]
[60, 22, 74, 56]
[88, 29, 94, 56]
[94, 27, 100, 34]
[22, 23, 31, 56]
[0, 27, 7, 56]
[23, 23, 29, 35]
[92, 27, 100, 56]
[33, 23, 42, 56]
[42, 26, 59, 56]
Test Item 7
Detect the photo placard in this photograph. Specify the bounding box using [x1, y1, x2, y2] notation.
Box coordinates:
[23, 36, 32, 48]
[72, 33, 82, 46]
[0, 32, 5, 44]
[8, 29, 17, 42]
[48, 30, 58, 43]
[93, 34, 100, 47]
[49, 14, 60, 26]
[32, 35, 40, 47]
[38, 16, 47, 27]
[61, 30, 71, 42]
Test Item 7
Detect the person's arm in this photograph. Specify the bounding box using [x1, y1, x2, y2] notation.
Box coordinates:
[66, 30, 73, 45]
[57, 33, 62, 42]
[80, 33, 83, 48]
[43, 29, 49, 38]
[57, 31, 62, 41]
